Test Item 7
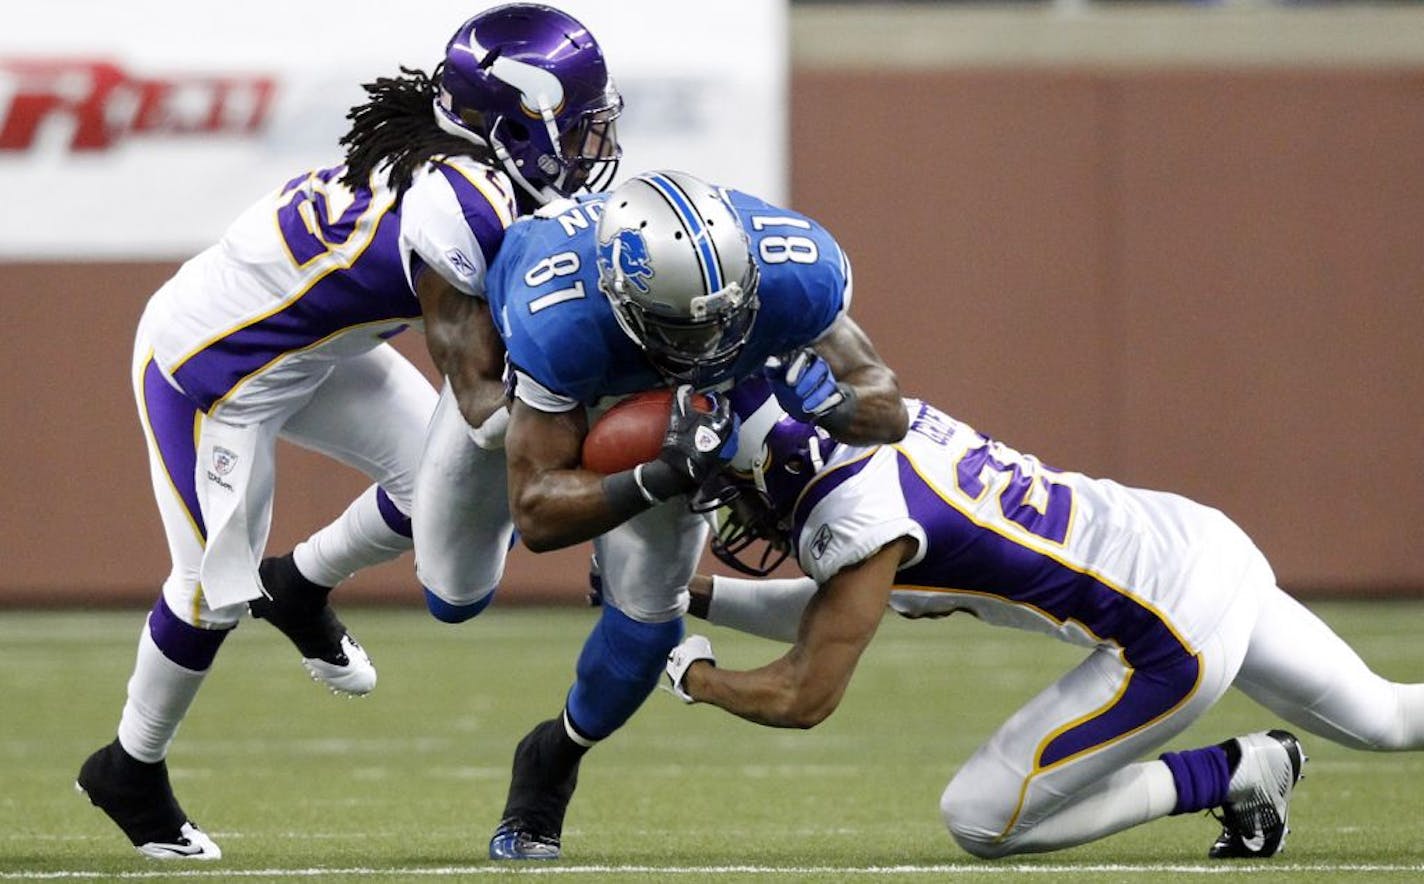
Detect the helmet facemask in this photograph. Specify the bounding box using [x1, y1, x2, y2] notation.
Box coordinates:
[607, 263, 760, 386]
[693, 375, 835, 576]
[692, 473, 792, 577]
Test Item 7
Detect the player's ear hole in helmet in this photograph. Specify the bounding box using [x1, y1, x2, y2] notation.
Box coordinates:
[595, 171, 761, 386]
[433, 2, 623, 204]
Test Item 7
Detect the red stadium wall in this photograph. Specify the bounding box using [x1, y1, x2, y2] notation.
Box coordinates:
[3, 64, 1422, 606]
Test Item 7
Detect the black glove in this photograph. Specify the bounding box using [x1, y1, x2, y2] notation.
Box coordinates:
[602, 386, 740, 518]
[641, 385, 740, 499]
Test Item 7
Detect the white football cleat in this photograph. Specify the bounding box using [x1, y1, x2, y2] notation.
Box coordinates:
[302, 633, 377, 697]
[134, 821, 222, 860]
[1209, 729, 1306, 859]
[250, 553, 376, 696]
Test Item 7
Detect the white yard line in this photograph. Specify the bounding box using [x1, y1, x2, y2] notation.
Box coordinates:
[6, 863, 1424, 879]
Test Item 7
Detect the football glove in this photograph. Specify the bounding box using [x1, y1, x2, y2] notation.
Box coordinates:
[766, 349, 847, 422]
[665, 634, 716, 703]
[634, 385, 739, 502]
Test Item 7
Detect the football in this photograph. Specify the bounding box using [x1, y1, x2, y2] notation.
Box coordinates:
[581, 389, 712, 474]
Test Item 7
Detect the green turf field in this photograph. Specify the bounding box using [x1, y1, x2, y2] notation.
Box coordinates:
[3, 600, 1422, 882]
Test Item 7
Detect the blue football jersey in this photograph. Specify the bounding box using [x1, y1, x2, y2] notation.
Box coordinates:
[487, 188, 850, 407]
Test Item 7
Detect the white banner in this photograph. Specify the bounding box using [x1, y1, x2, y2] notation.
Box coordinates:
[0, 0, 787, 258]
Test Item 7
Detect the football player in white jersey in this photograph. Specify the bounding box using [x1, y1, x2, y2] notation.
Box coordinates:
[75, 4, 621, 860]
[668, 376, 1424, 860]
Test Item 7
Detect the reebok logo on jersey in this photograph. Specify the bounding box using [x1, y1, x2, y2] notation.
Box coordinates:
[811, 524, 833, 560]
[445, 248, 476, 278]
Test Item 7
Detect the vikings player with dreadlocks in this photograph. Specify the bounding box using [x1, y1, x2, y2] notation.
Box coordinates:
[670, 376, 1424, 861]
[76, 4, 621, 860]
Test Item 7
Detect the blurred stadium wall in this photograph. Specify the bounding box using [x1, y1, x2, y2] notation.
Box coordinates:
[2, 4, 1421, 605]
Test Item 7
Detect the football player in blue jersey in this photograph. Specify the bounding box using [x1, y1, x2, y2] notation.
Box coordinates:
[75, 4, 621, 860]
[668, 376, 1424, 860]
[471, 170, 910, 858]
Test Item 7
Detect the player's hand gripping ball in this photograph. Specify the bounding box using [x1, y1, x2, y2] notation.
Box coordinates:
[581, 388, 712, 474]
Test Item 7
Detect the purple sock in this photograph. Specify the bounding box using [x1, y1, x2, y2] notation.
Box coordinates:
[148, 597, 230, 671]
[1160, 745, 1231, 814]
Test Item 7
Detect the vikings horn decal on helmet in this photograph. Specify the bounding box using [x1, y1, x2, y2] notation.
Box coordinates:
[435, 3, 623, 204]
[595, 171, 761, 386]
[701, 376, 835, 576]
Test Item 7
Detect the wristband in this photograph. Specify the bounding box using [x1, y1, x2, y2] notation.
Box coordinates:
[815, 383, 858, 436]
[601, 471, 655, 521]
[601, 459, 691, 521]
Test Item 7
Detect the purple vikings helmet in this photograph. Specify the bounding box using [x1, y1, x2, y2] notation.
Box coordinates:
[700, 376, 837, 576]
[596, 171, 761, 386]
[435, 3, 622, 203]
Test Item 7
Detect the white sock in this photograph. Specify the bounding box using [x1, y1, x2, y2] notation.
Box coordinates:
[706, 575, 820, 643]
[116, 625, 208, 763]
[293, 485, 413, 588]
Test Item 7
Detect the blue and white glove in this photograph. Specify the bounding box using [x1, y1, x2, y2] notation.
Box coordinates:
[664, 634, 716, 703]
[766, 349, 846, 423]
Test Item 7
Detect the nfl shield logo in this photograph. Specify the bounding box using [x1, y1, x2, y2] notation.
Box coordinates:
[212, 446, 239, 477]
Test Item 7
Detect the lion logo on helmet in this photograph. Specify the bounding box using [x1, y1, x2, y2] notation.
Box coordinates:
[597, 227, 654, 294]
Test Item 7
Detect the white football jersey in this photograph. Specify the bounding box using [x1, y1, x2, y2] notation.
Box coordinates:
[142, 156, 515, 423]
[792, 400, 1266, 658]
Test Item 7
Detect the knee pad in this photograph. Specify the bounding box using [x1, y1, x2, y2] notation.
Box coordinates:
[566, 605, 683, 741]
[941, 777, 1011, 860]
[423, 585, 494, 624]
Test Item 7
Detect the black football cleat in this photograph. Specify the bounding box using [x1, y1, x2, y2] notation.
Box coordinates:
[249, 552, 375, 696]
[76, 739, 221, 860]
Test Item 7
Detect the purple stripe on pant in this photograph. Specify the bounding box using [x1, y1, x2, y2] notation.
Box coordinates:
[1039, 652, 1201, 767]
[142, 358, 206, 538]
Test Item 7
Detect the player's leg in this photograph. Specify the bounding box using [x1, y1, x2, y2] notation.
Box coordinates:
[76, 352, 274, 860]
[411, 382, 515, 623]
[252, 346, 438, 693]
[489, 502, 706, 860]
[941, 586, 1270, 859]
[1234, 581, 1424, 751]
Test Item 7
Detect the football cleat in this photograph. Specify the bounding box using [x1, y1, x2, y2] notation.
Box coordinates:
[1208, 729, 1306, 859]
[489, 821, 561, 860]
[76, 739, 222, 860]
[249, 553, 375, 696]
[488, 718, 582, 861]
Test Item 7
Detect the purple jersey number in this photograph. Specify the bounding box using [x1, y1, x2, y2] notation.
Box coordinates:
[276, 166, 374, 267]
[955, 441, 1073, 545]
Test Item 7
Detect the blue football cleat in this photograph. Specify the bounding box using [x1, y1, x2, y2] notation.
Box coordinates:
[489, 821, 561, 860]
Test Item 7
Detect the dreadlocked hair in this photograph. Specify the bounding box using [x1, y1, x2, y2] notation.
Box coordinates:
[339, 63, 494, 195]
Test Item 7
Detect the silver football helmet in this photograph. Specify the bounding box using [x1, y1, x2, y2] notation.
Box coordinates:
[595, 171, 760, 384]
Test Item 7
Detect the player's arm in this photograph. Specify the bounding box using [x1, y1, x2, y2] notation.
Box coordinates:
[673, 537, 913, 729]
[503, 397, 608, 552]
[811, 315, 907, 444]
[417, 269, 508, 429]
[505, 385, 736, 552]
[770, 315, 907, 446]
